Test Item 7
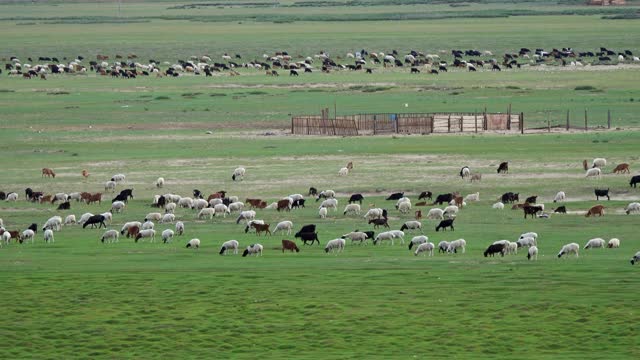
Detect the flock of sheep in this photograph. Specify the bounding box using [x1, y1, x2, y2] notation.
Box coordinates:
[1, 157, 639, 264]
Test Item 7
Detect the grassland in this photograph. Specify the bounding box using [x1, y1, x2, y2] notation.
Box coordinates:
[1, 1, 640, 359]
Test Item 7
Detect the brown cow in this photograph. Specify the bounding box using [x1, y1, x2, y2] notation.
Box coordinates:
[585, 205, 605, 217]
[42, 168, 56, 178]
[276, 199, 291, 212]
[282, 239, 300, 253]
[613, 163, 630, 174]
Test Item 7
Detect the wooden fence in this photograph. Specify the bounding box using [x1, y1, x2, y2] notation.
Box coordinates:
[291, 111, 522, 136]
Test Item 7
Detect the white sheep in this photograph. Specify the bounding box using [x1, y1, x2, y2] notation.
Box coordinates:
[228, 196, 239, 203]
[443, 205, 459, 218]
[161, 229, 174, 243]
[363, 208, 384, 220]
[242, 243, 263, 256]
[341, 231, 368, 245]
[553, 191, 566, 203]
[101, 230, 119, 244]
[164, 202, 177, 214]
[0, 218, 3, 227]
[186, 238, 201, 249]
[625, 202, 640, 215]
[219, 239, 239, 255]
[427, 208, 445, 220]
[389, 230, 405, 244]
[43, 216, 63, 231]
[111, 201, 126, 213]
[69, 192, 82, 201]
[517, 236, 536, 248]
[164, 194, 181, 203]
[214, 204, 230, 218]
[78, 212, 94, 225]
[318, 190, 335, 199]
[155, 177, 165, 188]
[465, 192, 479, 202]
[178, 197, 194, 208]
[584, 238, 605, 249]
[175, 221, 185, 236]
[592, 158, 607, 168]
[64, 214, 76, 225]
[396, 197, 411, 208]
[343, 203, 361, 216]
[558, 243, 580, 258]
[21, 229, 35, 243]
[111, 173, 126, 183]
[492, 240, 510, 247]
[408, 235, 428, 250]
[374, 231, 396, 245]
[437, 241, 450, 253]
[145, 212, 162, 222]
[397, 201, 412, 214]
[53, 193, 69, 202]
[228, 202, 244, 212]
[492, 202, 505, 210]
[232, 167, 246, 181]
[192, 199, 208, 210]
[209, 198, 223, 207]
[272, 221, 293, 235]
[161, 213, 175, 224]
[104, 181, 117, 192]
[527, 246, 538, 260]
[319, 198, 338, 211]
[631, 251, 640, 265]
[585, 168, 601, 178]
[288, 194, 304, 202]
[198, 208, 215, 219]
[236, 210, 256, 224]
[2, 231, 11, 244]
[265, 202, 278, 210]
[414, 242, 435, 257]
[324, 238, 345, 253]
[6, 192, 18, 201]
[401, 221, 423, 233]
[506, 241, 518, 255]
[447, 239, 466, 253]
[519, 232, 539, 241]
[338, 167, 349, 176]
[142, 221, 155, 230]
[319, 207, 328, 219]
[101, 212, 113, 225]
[608, 238, 620, 248]
[43, 229, 54, 243]
[136, 229, 156, 242]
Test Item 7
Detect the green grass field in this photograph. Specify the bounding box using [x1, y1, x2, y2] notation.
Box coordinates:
[1, 1, 640, 359]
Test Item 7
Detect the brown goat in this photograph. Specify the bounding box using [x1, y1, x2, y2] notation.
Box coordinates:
[42, 168, 56, 178]
[612, 163, 630, 174]
[126, 225, 140, 238]
[585, 205, 605, 217]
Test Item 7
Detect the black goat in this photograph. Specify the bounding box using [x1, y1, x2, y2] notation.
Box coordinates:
[594, 188, 610, 201]
[436, 219, 454, 232]
[484, 244, 505, 257]
[348, 194, 364, 204]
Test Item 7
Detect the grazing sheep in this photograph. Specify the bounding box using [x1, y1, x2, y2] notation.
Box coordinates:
[527, 246, 538, 260]
[111, 201, 126, 213]
[192, 199, 208, 210]
[43, 229, 54, 243]
[492, 202, 505, 210]
[414, 242, 435, 256]
[484, 243, 505, 257]
[341, 231, 369, 245]
[408, 235, 428, 250]
[101, 212, 113, 225]
[389, 230, 405, 244]
[235, 210, 256, 224]
[319, 198, 338, 212]
[242, 243, 263, 256]
[43, 216, 63, 231]
[164, 202, 177, 214]
[175, 221, 185, 236]
[324, 238, 346, 253]
[584, 238, 605, 249]
[142, 221, 155, 230]
[178, 197, 194, 208]
[373, 231, 396, 245]
[553, 191, 566, 203]
[1, 231, 11, 244]
[506, 241, 518, 255]
[120, 221, 142, 235]
[198, 208, 215, 220]
[21, 229, 35, 243]
[397, 201, 412, 214]
[135, 229, 156, 243]
[6, 192, 18, 201]
[519, 232, 539, 241]
[64, 214, 76, 225]
[232, 167, 246, 181]
[219, 239, 239, 255]
[592, 158, 607, 169]
[343, 203, 361, 216]
[630, 251, 640, 265]
[460, 166, 471, 179]
[427, 208, 445, 220]
[400, 221, 423, 233]
[155, 177, 165, 188]
[363, 208, 384, 220]
[317, 190, 336, 200]
[161, 229, 174, 243]
[436, 219, 455, 232]
[186, 238, 201, 249]
[228, 202, 244, 212]
[585, 168, 602, 178]
[100, 229, 119, 243]
[161, 213, 175, 223]
[443, 205, 459, 218]
[438, 241, 450, 253]
[625, 202, 640, 215]
[608, 238, 620, 248]
[338, 167, 349, 176]
[557, 243, 580, 258]
[465, 192, 479, 202]
[447, 239, 466, 254]
[272, 221, 293, 235]
[104, 181, 117, 192]
[319, 207, 328, 219]
[111, 174, 126, 183]
[145, 212, 162, 222]
[517, 236, 536, 248]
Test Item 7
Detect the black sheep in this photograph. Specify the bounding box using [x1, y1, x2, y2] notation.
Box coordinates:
[436, 219, 454, 232]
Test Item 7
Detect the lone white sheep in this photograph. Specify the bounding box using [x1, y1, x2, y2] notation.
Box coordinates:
[397, 201, 412, 214]
[232, 167, 246, 181]
[319, 207, 328, 219]
[161, 213, 175, 224]
[553, 191, 566, 203]
[155, 177, 165, 188]
[585, 168, 601, 178]
[135, 229, 156, 242]
[2, 231, 11, 244]
[186, 238, 201, 249]
[343, 203, 361, 216]
[465, 192, 479, 202]
[527, 246, 538, 260]
[325, 238, 346, 253]
[341, 231, 368, 245]
[242, 243, 263, 256]
[608, 238, 620, 248]
[558, 243, 580, 258]
[43, 229, 54, 243]
[111, 201, 126, 213]
[111, 173, 126, 183]
[338, 167, 349, 176]
[374, 231, 396, 245]
[145, 212, 162, 222]
[43, 216, 63, 231]
[625, 202, 640, 215]
[228, 202, 244, 212]
[272, 221, 293, 235]
[400, 221, 423, 233]
[161, 229, 174, 243]
[427, 208, 445, 220]
[100, 229, 119, 243]
[492, 202, 505, 210]
[104, 181, 117, 192]
[64, 214, 76, 225]
[198, 208, 215, 219]
[414, 242, 435, 256]
[6, 192, 18, 201]
[220, 239, 239, 255]
[592, 158, 607, 168]
[175, 221, 185, 236]
[584, 238, 605, 249]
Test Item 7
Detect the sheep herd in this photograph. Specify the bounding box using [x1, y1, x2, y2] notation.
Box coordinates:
[1, 157, 639, 266]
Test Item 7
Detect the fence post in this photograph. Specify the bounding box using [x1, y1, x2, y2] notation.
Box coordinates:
[608, 109, 611, 129]
[460, 115, 463, 132]
[447, 114, 451, 133]
[584, 109, 588, 131]
[566, 110, 570, 131]
[474, 112, 478, 133]
[394, 115, 399, 133]
[507, 103, 512, 130]
[373, 117, 377, 135]
[547, 112, 551, 133]
[520, 112, 524, 134]
[430, 116, 434, 134]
